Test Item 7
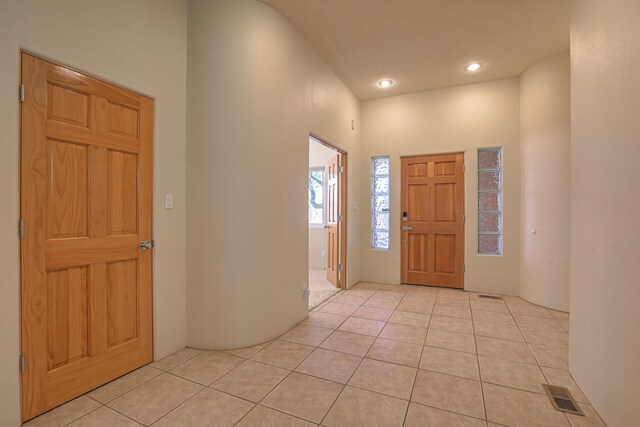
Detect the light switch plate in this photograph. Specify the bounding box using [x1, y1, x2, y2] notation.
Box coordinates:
[164, 194, 174, 209]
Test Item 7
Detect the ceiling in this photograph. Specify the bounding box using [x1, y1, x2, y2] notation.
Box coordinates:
[258, 0, 570, 100]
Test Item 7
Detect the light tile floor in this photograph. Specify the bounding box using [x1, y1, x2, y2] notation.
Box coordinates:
[25, 283, 607, 426]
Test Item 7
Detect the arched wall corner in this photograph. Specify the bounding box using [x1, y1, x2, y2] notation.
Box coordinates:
[519, 51, 571, 311]
[185, 0, 362, 349]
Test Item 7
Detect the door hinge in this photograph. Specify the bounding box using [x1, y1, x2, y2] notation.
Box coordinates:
[18, 219, 24, 239]
[339, 165, 344, 174]
[19, 84, 24, 103]
[462, 214, 465, 224]
[462, 164, 466, 173]
[19, 354, 25, 373]
[338, 263, 343, 271]
[338, 215, 344, 222]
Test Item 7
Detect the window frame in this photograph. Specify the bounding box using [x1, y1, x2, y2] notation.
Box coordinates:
[477, 147, 503, 255]
[308, 167, 325, 228]
[371, 156, 391, 251]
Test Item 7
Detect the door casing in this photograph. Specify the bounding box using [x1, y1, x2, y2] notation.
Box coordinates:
[310, 134, 347, 290]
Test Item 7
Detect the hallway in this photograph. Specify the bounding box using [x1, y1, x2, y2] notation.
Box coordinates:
[24, 283, 602, 426]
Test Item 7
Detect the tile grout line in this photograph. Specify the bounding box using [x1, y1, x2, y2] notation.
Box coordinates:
[57, 286, 576, 427]
[323, 284, 426, 424]
[319, 287, 407, 426]
[249, 306, 377, 427]
[99, 404, 149, 427]
[270, 349, 344, 424]
[403, 401, 491, 424]
[75, 360, 198, 425]
[401, 307, 431, 426]
[151, 348, 203, 372]
[278, 292, 552, 423]
[152, 386, 251, 426]
[470, 305, 489, 424]
[60, 402, 104, 427]
[231, 404, 317, 427]
[249, 360, 317, 424]
[508, 300, 560, 370]
[45, 364, 167, 425]
[109, 371, 206, 426]
[318, 286, 509, 425]
[93, 366, 164, 405]
[501, 297, 572, 425]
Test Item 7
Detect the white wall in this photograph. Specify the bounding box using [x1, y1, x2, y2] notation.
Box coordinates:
[0, 0, 188, 424]
[360, 79, 521, 295]
[308, 140, 338, 270]
[570, 1, 640, 425]
[309, 138, 339, 168]
[519, 52, 571, 311]
[186, 0, 362, 350]
[308, 227, 326, 270]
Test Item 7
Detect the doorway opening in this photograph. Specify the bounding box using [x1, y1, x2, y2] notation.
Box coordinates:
[308, 135, 347, 309]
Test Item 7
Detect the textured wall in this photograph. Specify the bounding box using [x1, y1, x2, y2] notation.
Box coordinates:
[520, 52, 571, 311]
[186, 0, 362, 349]
[360, 79, 522, 295]
[569, 1, 640, 425]
[0, 0, 188, 424]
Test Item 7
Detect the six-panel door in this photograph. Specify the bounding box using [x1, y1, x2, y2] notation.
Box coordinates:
[20, 54, 153, 421]
[401, 153, 464, 288]
[326, 155, 339, 287]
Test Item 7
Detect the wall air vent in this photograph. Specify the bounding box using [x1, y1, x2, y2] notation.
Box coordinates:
[478, 294, 503, 300]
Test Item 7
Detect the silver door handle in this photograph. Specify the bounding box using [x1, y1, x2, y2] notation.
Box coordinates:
[140, 240, 155, 250]
[402, 226, 413, 231]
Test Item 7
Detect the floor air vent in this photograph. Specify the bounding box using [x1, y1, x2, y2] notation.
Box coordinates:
[542, 384, 584, 416]
[478, 294, 503, 300]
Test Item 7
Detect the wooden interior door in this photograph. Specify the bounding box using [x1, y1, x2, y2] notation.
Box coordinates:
[20, 54, 154, 421]
[401, 153, 464, 288]
[338, 154, 347, 290]
[326, 155, 339, 287]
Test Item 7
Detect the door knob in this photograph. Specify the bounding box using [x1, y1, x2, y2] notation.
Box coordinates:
[140, 240, 155, 250]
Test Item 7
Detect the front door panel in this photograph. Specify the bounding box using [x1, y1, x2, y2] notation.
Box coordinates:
[401, 153, 464, 288]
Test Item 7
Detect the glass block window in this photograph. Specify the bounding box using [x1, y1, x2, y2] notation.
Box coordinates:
[478, 148, 502, 254]
[371, 156, 390, 250]
[308, 168, 324, 225]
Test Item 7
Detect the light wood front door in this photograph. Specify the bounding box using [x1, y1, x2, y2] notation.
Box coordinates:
[326, 155, 339, 287]
[401, 153, 464, 288]
[20, 54, 154, 421]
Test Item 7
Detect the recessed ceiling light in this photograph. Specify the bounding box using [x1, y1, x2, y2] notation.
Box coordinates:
[378, 79, 393, 88]
[465, 63, 483, 72]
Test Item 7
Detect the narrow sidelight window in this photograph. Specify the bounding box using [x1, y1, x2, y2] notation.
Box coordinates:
[309, 168, 324, 226]
[478, 148, 502, 255]
[371, 156, 390, 250]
